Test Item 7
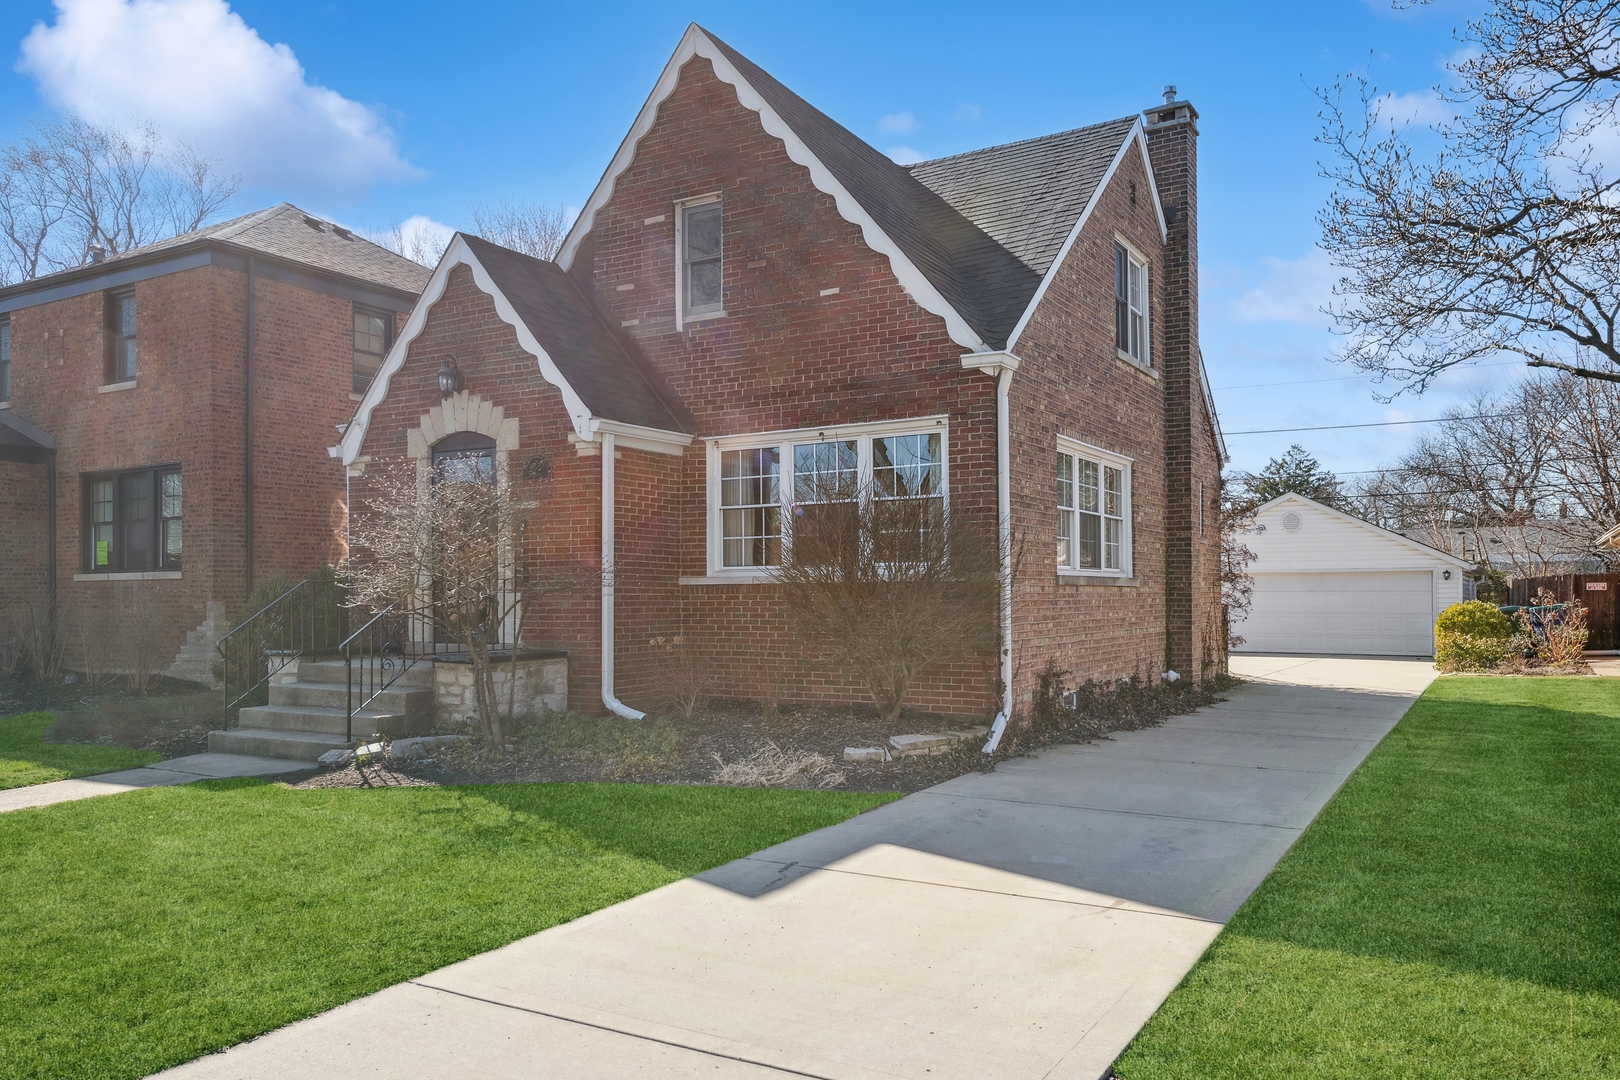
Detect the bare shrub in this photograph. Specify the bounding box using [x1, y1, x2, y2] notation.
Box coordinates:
[123, 584, 166, 695]
[647, 635, 711, 720]
[9, 597, 64, 681]
[712, 742, 844, 789]
[1008, 660, 1216, 753]
[774, 480, 999, 725]
[0, 621, 21, 677]
[72, 610, 117, 689]
[1517, 588, 1590, 667]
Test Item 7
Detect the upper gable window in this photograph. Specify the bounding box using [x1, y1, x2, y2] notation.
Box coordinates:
[352, 304, 392, 395]
[1114, 244, 1148, 366]
[106, 290, 136, 383]
[678, 197, 724, 323]
[0, 316, 11, 402]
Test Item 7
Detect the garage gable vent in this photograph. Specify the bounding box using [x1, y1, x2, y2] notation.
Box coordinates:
[1281, 511, 1302, 533]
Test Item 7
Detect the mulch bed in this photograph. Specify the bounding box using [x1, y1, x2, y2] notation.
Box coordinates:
[0, 674, 216, 758]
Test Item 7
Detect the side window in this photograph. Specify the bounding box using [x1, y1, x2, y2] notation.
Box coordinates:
[1114, 244, 1148, 366]
[1057, 444, 1130, 575]
[0, 316, 10, 401]
[106, 290, 136, 383]
[352, 305, 392, 395]
[83, 467, 181, 572]
[680, 200, 723, 320]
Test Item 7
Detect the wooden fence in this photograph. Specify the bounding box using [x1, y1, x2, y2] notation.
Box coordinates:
[1507, 573, 1620, 651]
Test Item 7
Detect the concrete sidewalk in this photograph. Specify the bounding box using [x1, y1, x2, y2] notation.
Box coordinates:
[160, 656, 1435, 1080]
[0, 753, 310, 814]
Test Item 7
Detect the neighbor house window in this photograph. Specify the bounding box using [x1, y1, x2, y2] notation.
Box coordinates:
[708, 420, 948, 574]
[82, 466, 181, 572]
[1057, 440, 1130, 575]
[0, 316, 10, 401]
[352, 305, 392, 394]
[1114, 244, 1147, 365]
[106, 291, 136, 383]
[678, 198, 723, 321]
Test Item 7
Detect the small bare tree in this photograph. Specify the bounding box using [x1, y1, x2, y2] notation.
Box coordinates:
[344, 459, 590, 743]
[469, 199, 571, 260]
[773, 485, 999, 725]
[0, 115, 238, 285]
[1219, 476, 1264, 650]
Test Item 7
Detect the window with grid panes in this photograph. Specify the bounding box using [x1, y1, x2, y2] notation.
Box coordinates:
[0, 316, 10, 401]
[352, 305, 392, 394]
[681, 201, 723, 317]
[1114, 245, 1148, 365]
[1057, 447, 1128, 574]
[83, 466, 181, 572]
[107, 291, 136, 382]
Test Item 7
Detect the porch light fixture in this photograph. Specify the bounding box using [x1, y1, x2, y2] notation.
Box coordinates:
[437, 356, 464, 397]
[1443, 570, 1452, 580]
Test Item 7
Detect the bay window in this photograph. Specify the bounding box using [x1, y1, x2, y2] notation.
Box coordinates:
[1057, 439, 1130, 576]
[707, 419, 948, 576]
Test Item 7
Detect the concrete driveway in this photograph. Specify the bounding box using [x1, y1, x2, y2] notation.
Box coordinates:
[160, 655, 1436, 1080]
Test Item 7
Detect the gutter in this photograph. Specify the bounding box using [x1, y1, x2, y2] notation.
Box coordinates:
[244, 257, 256, 593]
[961, 351, 1019, 752]
[599, 431, 645, 719]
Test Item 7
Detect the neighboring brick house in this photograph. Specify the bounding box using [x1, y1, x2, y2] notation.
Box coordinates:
[336, 25, 1225, 728]
[0, 204, 428, 683]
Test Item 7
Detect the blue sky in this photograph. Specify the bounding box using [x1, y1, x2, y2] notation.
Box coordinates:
[0, 0, 1513, 479]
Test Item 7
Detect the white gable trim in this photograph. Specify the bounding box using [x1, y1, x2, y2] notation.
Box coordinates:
[332, 234, 595, 466]
[1005, 122, 1167, 353]
[1256, 493, 1473, 568]
[555, 23, 991, 353]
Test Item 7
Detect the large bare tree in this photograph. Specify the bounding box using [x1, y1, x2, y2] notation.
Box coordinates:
[0, 115, 238, 285]
[1320, 1, 1620, 389]
[470, 199, 571, 260]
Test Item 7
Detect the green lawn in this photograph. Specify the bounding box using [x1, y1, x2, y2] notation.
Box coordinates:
[0, 779, 895, 1080]
[1115, 677, 1620, 1079]
[0, 711, 161, 789]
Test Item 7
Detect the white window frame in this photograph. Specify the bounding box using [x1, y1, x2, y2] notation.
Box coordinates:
[1056, 435, 1133, 578]
[703, 416, 950, 581]
[1114, 236, 1150, 369]
[675, 193, 725, 328]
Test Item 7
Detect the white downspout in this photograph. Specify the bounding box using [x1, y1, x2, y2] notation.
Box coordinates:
[600, 431, 645, 719]
[961, 352, 1018, 753]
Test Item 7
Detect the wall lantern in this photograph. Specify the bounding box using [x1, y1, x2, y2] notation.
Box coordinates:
[1443, 570, 1452, 580]
[437, 356, 464, 397]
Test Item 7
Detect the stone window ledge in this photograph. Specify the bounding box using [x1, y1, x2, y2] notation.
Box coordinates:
[1113, 351, 1158, 379]
[680, 573, 775, 586]
[74, 570, 182, 581]
[98, 380, 138, 394]
[1057, 573, 1139, 587]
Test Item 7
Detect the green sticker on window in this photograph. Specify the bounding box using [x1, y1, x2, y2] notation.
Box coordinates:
[96, 540, 109, 566]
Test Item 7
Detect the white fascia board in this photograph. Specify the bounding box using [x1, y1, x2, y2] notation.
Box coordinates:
[1198, 353, 1228, 463]
[1004, 121, 1165, 353]
[333, 234, 595, 465]
[1258, 493, 1474, 568]
[589, 417, 693, 455]
[555, 23, 990, 354]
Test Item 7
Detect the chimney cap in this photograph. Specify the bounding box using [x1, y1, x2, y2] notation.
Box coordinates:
[1162, 85, 1178, 104]
[86, 243, 106, 265]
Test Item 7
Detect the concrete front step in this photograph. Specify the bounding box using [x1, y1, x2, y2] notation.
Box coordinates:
[237, 703, 415, 739]
[293, 658, 433, 690]
[208, 728, 350, 762]
[269, 680, 429, 720]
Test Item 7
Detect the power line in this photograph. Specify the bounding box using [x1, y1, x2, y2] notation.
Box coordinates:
[1210, 360, 1522, 392]
[1225, 414, 1492, 435]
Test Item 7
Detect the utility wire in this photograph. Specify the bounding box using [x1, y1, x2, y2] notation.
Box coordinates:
[1211, 360, 1521, 392]
[1225, 414, 1492, 436]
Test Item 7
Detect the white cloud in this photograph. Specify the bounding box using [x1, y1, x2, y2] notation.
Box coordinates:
[877, 110, 918, 135]
[18, 0, 417, 199]
[953, 103, 982, 123]
[400, 214, 454, 250]
[1372, 88, 1455, 127]
[886, 146, 925, 165]
[1229, 249, 1341, 325]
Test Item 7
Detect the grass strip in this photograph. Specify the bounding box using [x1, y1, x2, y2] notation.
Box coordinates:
[0, 779, 896, 1080]
[1115, 676, 1620, 1079]
[0, 711, 161, 789]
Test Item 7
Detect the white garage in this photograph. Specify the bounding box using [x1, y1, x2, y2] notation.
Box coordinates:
[1235, 493, 1471, 657]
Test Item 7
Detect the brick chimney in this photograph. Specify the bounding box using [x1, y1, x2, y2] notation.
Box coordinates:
[1145, 90, 1201, 677]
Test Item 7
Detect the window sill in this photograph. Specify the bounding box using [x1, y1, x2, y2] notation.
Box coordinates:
[680, 572, 775, 586]
[1114, 351, 1157, 379]
[349, 392, 365, 402]
[1057, 572, 1139, 587]
[0, 400, 10, 409]
[74, 570, 182, 581]
[681, 309, 727, 326]
[98, 380, 137, 394]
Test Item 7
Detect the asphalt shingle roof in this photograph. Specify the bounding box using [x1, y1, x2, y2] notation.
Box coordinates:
[702, 29, 1134, 349]
[460, 234, 683, 434]
[109, 203, 431, 295]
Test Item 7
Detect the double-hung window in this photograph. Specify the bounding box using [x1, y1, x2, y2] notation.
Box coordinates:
[83, 466, 181, 573]
[0, 316, 10, 402]
[1114, 244, 1148, 366]
[107, 290, 136, 383]
[352, 304, 392, 395]
[1057, 438, 1130, 576]
[678, 197, 724, 323]
[709, 420, 948, 576]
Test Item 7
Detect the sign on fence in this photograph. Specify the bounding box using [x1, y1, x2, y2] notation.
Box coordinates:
[1588, 582, 1609, 591]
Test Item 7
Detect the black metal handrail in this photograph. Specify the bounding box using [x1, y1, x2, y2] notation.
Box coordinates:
[217, 577, 349, 723]
[341, 602, 428, 743]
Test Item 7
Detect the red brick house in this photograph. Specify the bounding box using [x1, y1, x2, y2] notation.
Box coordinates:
[336, 25, 1225, 732]
[0, 204, 428, 683]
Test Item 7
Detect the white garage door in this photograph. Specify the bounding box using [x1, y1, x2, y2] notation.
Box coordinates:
[1239, 571, 1436, 656]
